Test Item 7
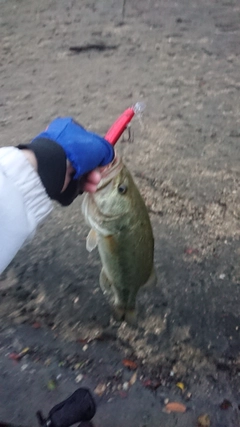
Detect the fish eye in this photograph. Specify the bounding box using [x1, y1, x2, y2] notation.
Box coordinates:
[118, 184, 128, 194]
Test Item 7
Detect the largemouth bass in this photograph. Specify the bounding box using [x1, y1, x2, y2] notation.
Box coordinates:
[82, 155, 156, 324]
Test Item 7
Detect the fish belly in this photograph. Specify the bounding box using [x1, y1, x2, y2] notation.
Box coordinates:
[97, 226, 154, 324]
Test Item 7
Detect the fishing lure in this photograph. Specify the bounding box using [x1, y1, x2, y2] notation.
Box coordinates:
[104, 102, 145, 146]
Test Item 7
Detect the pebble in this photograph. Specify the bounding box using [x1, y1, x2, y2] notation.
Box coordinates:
[21, 364, 28, 371]
[75, 374, 83, 383]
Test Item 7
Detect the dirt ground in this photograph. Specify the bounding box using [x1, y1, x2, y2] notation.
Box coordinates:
[1, 0, 240, 425]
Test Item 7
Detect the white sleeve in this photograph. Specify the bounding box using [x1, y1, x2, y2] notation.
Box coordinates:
[0, 147, 53, 274]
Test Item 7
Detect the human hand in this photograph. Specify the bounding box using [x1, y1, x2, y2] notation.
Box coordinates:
[33, 117, 114, 179]
[20, 117, 114, 205]
[62, 161, 102, 194]
[78, 170, 102, 193]
[55, 167, 102, 206]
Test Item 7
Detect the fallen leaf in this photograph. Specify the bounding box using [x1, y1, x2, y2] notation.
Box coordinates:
[197, 414, 210, 427]
[129, 372, 137, 386]
[94, 383, 106, 396]
[184, 247, 199, 255]
[8, 347, 30, 362]
[220, 399, 232, 410]
[74, 363, 82, 370]
[142, 379, 152, 388]
[142, 379, 161, 390]
[176, 382, 185, 391]
[122, 359, 138, 370]
[32, 322, 41, 329]
[47, 379, 57, 391]
[44, 358, 51, 367]
[20, 347, 30, 356]
[77, 338, 90, 344]
[164, 402, 187, 413]
[9, 352, 21, 361]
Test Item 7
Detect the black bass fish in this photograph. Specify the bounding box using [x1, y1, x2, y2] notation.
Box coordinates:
[82, 156, 156, 324]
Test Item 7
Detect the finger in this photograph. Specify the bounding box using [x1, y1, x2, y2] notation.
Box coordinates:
[85, 170, 101, 185]
[82, 182, 98, 193]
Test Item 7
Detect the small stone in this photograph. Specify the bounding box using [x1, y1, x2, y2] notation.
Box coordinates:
[197, 414, 210, 427]
[75, 374, 83, 383]
[94, 383, 107, 396]
[21, 364, 28, 371]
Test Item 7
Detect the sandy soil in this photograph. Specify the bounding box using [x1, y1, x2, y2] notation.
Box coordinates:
[1, 0, 240, 426]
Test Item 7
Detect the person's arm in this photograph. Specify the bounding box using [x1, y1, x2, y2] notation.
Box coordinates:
[0, 117, 114, 274]
[0, 146, 52, 274]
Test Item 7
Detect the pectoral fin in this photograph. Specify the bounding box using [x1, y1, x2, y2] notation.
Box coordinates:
[86, 228, 98, 252]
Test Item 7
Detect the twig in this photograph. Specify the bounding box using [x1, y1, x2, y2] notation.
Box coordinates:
[69, 43, 118, 53]
[122, 0, 127, 21]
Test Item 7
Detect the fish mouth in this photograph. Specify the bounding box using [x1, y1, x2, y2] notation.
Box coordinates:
[81, 154, 124, 226]
[97, 155, 123, 190]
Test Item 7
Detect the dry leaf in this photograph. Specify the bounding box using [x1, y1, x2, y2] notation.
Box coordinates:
[20, 347, 30, 356]
[197, 414, 210, 427]
[142, 379, 152, 388]
[164, 402, 187, 413]
[77, 338, 91, 344]
[9, 353, 21, 361]
[176, 382, 185, 391]
[142, 379, 161, 390]
[32, 322, 41, 329]
[44, 358, 51, 367]
[94, 383, 106, 396]
[220, 399, 232, 410]
[129, 372, 137, 386]
[8, 347, 30, 362]
[122, 359, 138, 370]
[184, 247, 199, 255]
[47, 379, 57, 391]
